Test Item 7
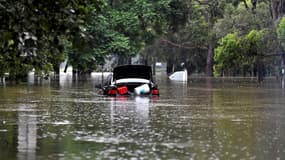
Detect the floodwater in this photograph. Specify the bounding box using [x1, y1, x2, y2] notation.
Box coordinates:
[1, 75, 285, 160]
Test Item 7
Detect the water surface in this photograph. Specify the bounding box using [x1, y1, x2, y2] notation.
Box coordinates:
[1, 76, 285, 160]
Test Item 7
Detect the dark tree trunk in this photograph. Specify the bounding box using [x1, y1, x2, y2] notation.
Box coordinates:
[53, 65, 60, 81]
[256, 57, 265, 82]
[203, 0, 218, 77]
[206, 13, 215, 77]
[252, 0, 257, 10]
[166, 60, 174, 75]
[152, 62, 156, 76]
[270, 0, 285, 20]
[72, 69, 78, 81]
[206, 38, 214, 77]
[0, 77, 5, 86]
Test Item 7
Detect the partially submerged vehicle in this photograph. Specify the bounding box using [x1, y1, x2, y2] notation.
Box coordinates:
[103, 65, 159, 96]
[169, 69, 188, 81]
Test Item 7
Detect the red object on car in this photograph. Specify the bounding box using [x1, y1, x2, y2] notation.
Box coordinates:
[117, 86, 128, 95]
[108, 89, 117, 95]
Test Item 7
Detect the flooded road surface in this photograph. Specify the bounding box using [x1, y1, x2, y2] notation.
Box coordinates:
[1, 76, 285, 160]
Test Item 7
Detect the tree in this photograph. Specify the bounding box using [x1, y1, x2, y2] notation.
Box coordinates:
[243, 30, 268, 81]
[214, 1, 279, 77]
[277, 17, 285, 67]
[142, 0, 219, 75]
[215, 2, 274, 38]
[214, 32, 242, 76]
[140, 0, 207, 73]
[193, 0, 227, 76]
[0, 32, 13, 78]
[214, 29, 274, 78]
[0, 0, 104, 81]
[106, 0, 172, 65]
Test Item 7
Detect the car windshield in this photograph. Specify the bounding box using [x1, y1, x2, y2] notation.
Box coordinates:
[113, 65, 152, 80]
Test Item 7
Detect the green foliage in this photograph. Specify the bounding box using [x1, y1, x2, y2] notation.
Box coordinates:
[215, 2, 273, 39]
[140, 1, 205, 69]
[0, 33, 12, 77]
[166, 0, 189, 32]
[0, 0, 281, 80]
[110, 0, 171, 50]
[214, 29, 272, 76]
[214, 32, 241, 75]
[212, 1, 279, 77]
[277, 17, 285, 50]
[242, 30, 263, 57]
[0, 0, 106, 79]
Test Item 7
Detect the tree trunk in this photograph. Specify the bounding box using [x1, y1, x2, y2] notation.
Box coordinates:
[271, 0, 285, 21]
[206, 38, 214, 77]
[166, 59, 174, 75]
[205, 6, 216, 77]
[53, 65, 60, 81]
[0, 77, 4, 86]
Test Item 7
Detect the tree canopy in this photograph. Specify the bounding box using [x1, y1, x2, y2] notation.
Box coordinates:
[1, 0, 174, 79]
[1, 0, 285, 81]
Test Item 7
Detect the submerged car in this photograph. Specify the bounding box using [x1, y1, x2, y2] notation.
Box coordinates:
[103, 65, 159, 96]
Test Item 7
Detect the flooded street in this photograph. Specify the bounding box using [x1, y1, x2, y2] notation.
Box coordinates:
[1, 76, 285, 160]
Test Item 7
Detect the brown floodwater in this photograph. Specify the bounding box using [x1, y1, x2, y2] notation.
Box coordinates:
[1, 75, 285, 160]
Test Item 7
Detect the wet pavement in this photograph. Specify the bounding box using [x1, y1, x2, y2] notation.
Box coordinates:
[1, 75, 285, 160]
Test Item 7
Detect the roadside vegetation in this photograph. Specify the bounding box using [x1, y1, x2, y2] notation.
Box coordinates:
[1, 0, 285, 82]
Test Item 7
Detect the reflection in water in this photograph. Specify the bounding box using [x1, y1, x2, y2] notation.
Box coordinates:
[110, 96, 151, 124]
[166, 80, 188, 98]
[0, 77, 5, 86]
[27, 72, 35, 85]
[17, 104, 37, 160]
[108, 96, 152, 142]
[59, 73, 73, 88]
